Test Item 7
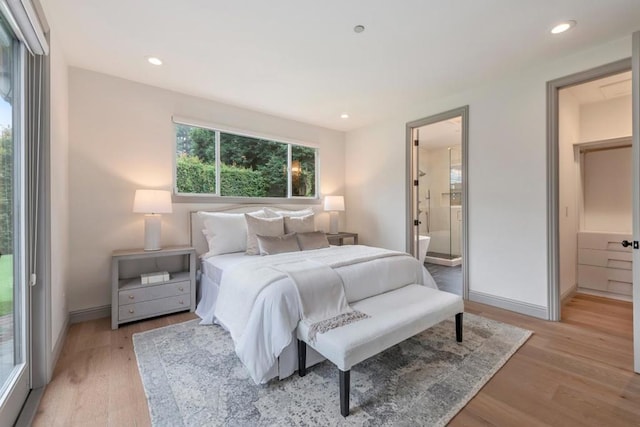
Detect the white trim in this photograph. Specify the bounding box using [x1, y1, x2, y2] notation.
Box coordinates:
[560, 284, 577, 305]
[50, 315, 68, 377]
[469, 291, 547, 319]
[632, 31, 640, 374]
[69, 305, 111, 324]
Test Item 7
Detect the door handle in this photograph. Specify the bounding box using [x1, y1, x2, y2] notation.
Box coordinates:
[621, 240, 632, 248]
[621, 240, 639, 249]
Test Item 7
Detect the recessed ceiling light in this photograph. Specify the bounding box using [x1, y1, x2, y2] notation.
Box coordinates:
[551, 20, 576, 34]
[147, 56, 163, 66]
[353, 25, 365, 34]
[340, 113, 350, 119]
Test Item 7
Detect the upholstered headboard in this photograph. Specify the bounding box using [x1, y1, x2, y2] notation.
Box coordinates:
[190, 204, 320, 258]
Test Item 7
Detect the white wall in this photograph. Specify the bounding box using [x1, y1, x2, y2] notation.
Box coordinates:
[68, 68, 345, 312]
[345, 36, 632, 311]
[558, 90, 580, 299]
[580, 95, 632, 142]
[583, 147, 632, 232]
[49, 32, 69, 352]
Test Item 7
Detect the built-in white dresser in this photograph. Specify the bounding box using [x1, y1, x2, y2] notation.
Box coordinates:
[577, 231, 632, 298]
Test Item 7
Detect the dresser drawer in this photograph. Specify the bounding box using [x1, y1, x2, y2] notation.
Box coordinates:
[577, 249, 632, 270]
[119, 280, 190, 305]
[577, 232, 631, 252]
[577, 265, 632, 296]
[119, 295, 190, 322]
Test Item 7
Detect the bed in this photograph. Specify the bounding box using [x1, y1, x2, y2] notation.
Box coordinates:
[191, 206, 438, 384]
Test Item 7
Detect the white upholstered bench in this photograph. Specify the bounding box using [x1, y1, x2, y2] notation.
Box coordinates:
[297, 284, 464, 417]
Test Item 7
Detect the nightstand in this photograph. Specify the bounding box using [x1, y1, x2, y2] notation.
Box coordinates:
[111, 245, 196, 329]
[326, 232, 359, 246]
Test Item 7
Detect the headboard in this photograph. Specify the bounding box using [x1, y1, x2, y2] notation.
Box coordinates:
[190, 204, 320, 258]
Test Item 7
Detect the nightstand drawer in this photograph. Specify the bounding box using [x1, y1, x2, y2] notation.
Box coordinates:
[119, 280, 190, 305]
[119, 295, 190, 322]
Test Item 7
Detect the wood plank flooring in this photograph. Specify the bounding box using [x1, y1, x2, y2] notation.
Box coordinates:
[33, 294, 638, 426]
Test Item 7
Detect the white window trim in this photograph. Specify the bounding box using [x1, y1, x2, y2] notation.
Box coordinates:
[172, 116, 321, 204]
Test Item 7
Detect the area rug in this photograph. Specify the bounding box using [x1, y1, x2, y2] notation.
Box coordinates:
[133, 313, 531, 426]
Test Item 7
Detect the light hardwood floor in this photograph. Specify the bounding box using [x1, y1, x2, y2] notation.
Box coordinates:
[33, 294, 638, 426]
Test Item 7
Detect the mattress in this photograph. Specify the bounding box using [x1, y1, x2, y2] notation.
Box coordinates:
[201, 251, 249, 285]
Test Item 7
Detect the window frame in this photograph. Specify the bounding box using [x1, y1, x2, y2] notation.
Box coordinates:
[172, 116, 320, 204]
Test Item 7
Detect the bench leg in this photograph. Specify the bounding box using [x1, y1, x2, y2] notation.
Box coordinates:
[340, 369, 350, 417]
[298, 340, 307, 377]
[456, 313, 463, 342]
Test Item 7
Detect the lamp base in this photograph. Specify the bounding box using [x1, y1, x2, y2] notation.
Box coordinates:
[144, 214, 163, 251]
[328, 211, 339, 234]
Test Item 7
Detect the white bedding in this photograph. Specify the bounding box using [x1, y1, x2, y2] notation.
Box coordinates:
[207, 245, 436, 384]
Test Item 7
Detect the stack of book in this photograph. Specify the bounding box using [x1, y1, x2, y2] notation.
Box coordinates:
[140, 271, 170, 284]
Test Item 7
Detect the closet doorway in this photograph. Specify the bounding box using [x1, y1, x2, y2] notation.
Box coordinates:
[548, 36, 640, 374]
[558, 73, 633, 306]
[406, 106, 469, 298]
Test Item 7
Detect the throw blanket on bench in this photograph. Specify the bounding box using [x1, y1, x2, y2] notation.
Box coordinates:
[273, 260, 369, 344]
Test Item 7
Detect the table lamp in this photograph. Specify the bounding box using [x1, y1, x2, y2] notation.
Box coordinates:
[133, 189, 173, 251]
[324, 195, 344, 234]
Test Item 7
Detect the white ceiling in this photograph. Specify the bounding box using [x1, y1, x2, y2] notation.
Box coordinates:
[418, 118, 461, 150]
[41, 0, 640, 132]
[565, 71, 632, 105]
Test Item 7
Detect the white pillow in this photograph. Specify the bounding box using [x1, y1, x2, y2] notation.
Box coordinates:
[198, 210, 266, 256]
[263, 207, 314, 218]
[245, 213, 284, 255]
[284, 214, 315, 234]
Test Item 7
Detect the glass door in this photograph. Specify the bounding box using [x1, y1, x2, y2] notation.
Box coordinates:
[0, 15, 28, 425]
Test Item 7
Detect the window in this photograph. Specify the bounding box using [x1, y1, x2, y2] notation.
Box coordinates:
[175, 122, 318, 199]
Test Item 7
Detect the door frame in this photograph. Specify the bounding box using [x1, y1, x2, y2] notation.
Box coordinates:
[406, 105, 469, 300]
[546, 58, 631, 321]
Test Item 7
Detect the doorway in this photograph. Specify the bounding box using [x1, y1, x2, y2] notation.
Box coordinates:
[558, 72, 633, 307]
[548, 59, 631, 318]
[406, 106, 469, 298]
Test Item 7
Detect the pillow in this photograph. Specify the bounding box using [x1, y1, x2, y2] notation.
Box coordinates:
[198, 210, 266, 256]
[256, 233, 300, 256]
[284, 214, 315, 234]
[296, 231, 330, 251]
[263, 207, 314, 218]
[245, 213, 285, 255]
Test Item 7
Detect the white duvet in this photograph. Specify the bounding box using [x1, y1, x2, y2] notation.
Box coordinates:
[214, 245, 437, 384]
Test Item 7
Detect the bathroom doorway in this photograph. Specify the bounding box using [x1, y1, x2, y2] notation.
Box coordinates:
[406, 106, 468, 298]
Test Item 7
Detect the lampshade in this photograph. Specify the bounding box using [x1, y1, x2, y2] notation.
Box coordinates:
[324, 195, 345, 212]
[133, 190, 173, 214]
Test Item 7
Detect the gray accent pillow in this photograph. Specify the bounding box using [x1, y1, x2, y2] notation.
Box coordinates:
[284, 214, 315, 234]
[296, 231, 330, 251]
[245, 214, 284, 255]
[256, 233, 301, 256]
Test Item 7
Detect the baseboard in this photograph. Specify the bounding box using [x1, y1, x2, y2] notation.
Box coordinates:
[49, 315, 69, 382]
[69, 304, 111, 324]
[561, 285, 577, 305]
[469, 290, 548, 319]
[15, 387, 44, 427]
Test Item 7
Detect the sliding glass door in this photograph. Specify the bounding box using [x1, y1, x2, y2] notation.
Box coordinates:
[0, 14, 28, 425]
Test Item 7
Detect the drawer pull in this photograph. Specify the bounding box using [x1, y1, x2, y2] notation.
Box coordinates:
[128, 295, 135, 300]
[179, 286, 184, 292]
[129, 309, 135, 314]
